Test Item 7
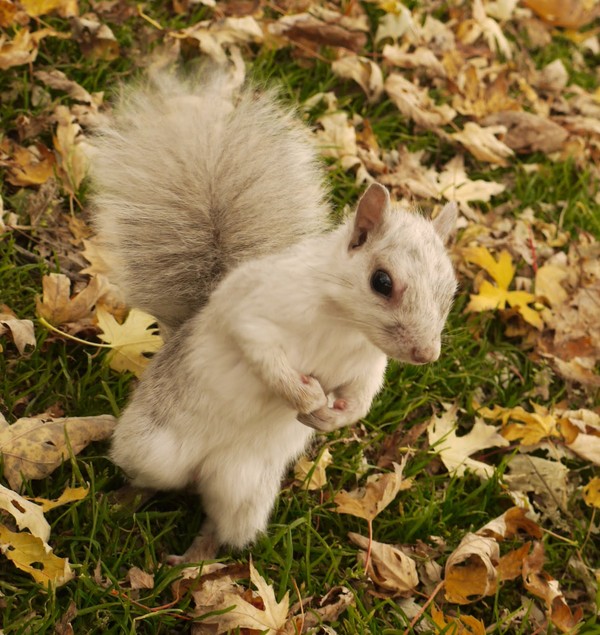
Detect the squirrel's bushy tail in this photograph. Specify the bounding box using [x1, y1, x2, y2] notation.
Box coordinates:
[89, 69, 329, 333]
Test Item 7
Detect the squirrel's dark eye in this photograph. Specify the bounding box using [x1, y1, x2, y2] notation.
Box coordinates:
[371, 269, 393, 298]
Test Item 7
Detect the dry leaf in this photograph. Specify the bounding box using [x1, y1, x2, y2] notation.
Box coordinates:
[334, 458, 412, 522]
[0, 28, 51, 70]
[294, 448, 332, 490]
[451, 122, 514, 166]
[522, 541, 584, 631]
[382, 44, 447, 78]
[535, 263, 569, 307]
[29, 486, 89, 512]
[331, 54, 383, 103]
[199, 562, 289, 634]
[0, 307, 35, 354]
[348, 532, 419, 596]
[0, 484, 50, 541]
[523, 0, 600, 28]
[36, 273, 108, 327]
[0, 414, 116, 489]
[582, 477, 600, 508]
[0, 138, 56, 187]
[70, 14, 119, 60]
[385, 73, 456, 130]
[53, 104, 90, 195]
[479, 403, 560, 445]
[463, 246, 543, 329]
[431, 605, 487, 634]
[35, 69, 95, 105]
[427, 405, 509, 479]
[481, 111, 569, 154]
[96, 307, 163, 377]
[445, 533, 499, 604]
[20, 0, 78, 18]
[0, 525, 74, 586]
[125, 566, 155, 590]
[437, 155, 506, 208]
[315, 111, 360, 170]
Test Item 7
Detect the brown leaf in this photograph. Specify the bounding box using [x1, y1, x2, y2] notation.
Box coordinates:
[497, 543, 533, 582]
[70, 14, 119, 60]
[334, 459, 412, 522]
[20, 0, 78, 18]
[0, 306, 35, 354]
[125, 566, 155, 590]
[35, 69, 95, 105]
[523, 0, 600, 28]
[348, 533, 419, 596]
[444, 533, 499, 604]
[0, 414, 116, 489]
[0, 138, 56, 187]
[523, 542, 584, 632]
[0, 27, 64, 70]
[36, 273, 108, 327]
[481, 111, 569, 154]
[53, 104, 90, 195]
[331, 54, 383, 103]
[451, 122, 514, 166]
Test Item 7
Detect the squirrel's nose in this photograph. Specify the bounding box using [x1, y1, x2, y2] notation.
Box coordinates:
[411, 346, 439, 364]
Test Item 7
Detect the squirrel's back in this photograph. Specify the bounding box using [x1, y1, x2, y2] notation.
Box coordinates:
[90, 70, 329, 332]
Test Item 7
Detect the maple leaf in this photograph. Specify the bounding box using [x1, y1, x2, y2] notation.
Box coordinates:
[479, 403, 560, 445]
[334, 458, 412, 522]
[463, 246, 543, 329]
[427, 405, 509, 479]
[200, 562, 289, 634]
[96, 307, 163, 377]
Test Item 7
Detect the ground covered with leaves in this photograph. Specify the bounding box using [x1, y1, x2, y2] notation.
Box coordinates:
[1, 0, 600, 633]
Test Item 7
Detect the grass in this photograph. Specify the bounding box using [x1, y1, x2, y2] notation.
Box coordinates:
[1, 1, 599, 633]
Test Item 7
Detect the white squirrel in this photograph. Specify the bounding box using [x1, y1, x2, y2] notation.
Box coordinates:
[90, 70, 458, 563]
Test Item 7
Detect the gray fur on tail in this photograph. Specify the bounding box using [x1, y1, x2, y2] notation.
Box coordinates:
[89, 70, 330, 332]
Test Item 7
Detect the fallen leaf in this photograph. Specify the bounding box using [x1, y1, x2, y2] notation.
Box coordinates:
[0, 306, 35, 354]
[535, 263, 569, 307]
[315, 111, 360, 170]
[382, 44, 447, 78]
[444, 533, 499, 604]
[35, 69, 95, 105]
[29, 486, 89, 512]
[451, 122, 514, 166]
[294, 447, 332, 490]
[427, 405, 509, 479]
[0, 484, 50, 541]
[96, 307, 163, 377]
[200, 562, 289, 634]
[331, 54, 383, 103]
[334, 458, 412, 522]
[582, 477, 600, 508]
[479, 403, 561, 445]
[36, 273, 108, 327]
[437, 155, 506, 208]
[125, 566, 155, 590]
[385, 73, 456, 130]
[53, 104, 90, 195]
[431, 605, 487, 634]
[0, 525, 74, 586]
[463, 246, 543, 329]
[348, 533, 419, 596]
[481, 111, 569, 154]
[523, 0, 600, 28]
[20, 0, 78, 18]
[0, 414, 116, 490]
[0, 138, 56, 187]
[70, 13, 119, 60]
[522, 541, 584, 631]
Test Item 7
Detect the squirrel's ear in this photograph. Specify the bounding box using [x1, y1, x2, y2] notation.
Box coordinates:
[349, 183, 390, 249]
[432, 201, 458, 244]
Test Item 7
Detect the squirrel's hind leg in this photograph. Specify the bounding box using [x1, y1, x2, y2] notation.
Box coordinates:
[166, 460, 284, 564]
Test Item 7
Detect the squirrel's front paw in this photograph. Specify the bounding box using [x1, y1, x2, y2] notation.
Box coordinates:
[297, 399, 356, 432]
[289, 374, 328, 414]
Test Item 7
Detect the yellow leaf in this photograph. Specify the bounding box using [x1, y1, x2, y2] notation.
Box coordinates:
[96, 307, 163, 377]
[0, 525, 74, 586]
[466, 279, 508, 311]
[462, 247, 514, 289]
[480, 404, 559, 445]
[523, 0, 600, 28]
[334, 459, 412, 522]
[29, 486, 89, 512]
[20, 0, 78, 17]
[0, 414, 115, 490]
[0, 139, 56, 187]
[583, 477, 600, 508]
[294, 448, 332, 490]
[431, 605, 487, 634]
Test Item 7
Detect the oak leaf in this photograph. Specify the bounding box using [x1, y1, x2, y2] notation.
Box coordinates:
[96, 307, 163, 377]
[0, 414, 115, 489]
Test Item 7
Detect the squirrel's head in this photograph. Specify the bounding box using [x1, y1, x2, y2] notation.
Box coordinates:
[329, 183, 457, 365]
